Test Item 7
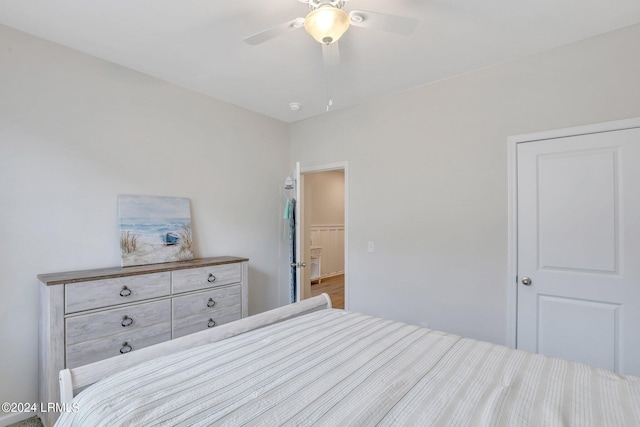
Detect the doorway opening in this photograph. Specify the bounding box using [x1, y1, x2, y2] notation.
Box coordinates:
[296, 162, 347, 309]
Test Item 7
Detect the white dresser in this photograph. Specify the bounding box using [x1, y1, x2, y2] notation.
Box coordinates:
[37, 256, 248, 426]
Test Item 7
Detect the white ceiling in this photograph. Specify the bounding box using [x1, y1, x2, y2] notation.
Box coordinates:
[1, 0, 639, 123]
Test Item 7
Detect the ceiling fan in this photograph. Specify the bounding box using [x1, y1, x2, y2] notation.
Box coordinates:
[243, 0, 418, 67]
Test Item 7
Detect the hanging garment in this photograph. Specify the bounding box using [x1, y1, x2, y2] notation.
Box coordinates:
[287, 198, 297, 303]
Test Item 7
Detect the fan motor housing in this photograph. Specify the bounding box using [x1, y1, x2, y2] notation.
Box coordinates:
[308, 0, 346, 11]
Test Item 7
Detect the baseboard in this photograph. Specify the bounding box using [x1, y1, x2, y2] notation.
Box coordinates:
[320, 272, 344, 280]
[0, 411, 39, 427]
[311, 272, 344, 285]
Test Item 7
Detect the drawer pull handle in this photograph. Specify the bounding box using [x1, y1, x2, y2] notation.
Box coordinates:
[208, 319, 216, 328]
[120, 342, 132, 354]
[207, 274, 216, 283]
[121, 316, 134, 327]
[207, 298, 216, 308]
[120, 286, 132, 297]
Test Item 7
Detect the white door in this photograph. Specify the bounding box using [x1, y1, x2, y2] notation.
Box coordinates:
[294, 162, 312, 302]
[516, 127, 640, 375]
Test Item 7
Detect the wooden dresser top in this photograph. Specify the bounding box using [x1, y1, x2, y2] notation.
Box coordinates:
[38, 256, 249, 285]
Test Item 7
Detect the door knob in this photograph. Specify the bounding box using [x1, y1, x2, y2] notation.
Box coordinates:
[521, 277, 532, 286]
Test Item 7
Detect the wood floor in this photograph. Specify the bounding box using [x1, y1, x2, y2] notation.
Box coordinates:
[310, 274, 344, 309]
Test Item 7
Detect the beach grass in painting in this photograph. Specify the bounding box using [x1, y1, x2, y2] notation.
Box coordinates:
[118, 195, 194, 267]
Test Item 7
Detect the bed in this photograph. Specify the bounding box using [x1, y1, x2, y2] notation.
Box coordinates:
[56, 294, 640, 426]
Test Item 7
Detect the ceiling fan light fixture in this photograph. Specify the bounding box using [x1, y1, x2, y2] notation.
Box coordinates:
[304, 6, 350, 45]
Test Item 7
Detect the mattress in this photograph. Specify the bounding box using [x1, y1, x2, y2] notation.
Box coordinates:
[56, 309, 640, 426]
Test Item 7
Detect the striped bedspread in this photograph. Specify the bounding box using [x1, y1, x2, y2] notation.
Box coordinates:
[56, 309, 640, 426]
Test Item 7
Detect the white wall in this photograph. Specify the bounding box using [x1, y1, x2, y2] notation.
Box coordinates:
[0, 25, 290, 425]
[3, 19, 640, 426]
[291, 24, 640, 345]
[304, 170, 345, 225]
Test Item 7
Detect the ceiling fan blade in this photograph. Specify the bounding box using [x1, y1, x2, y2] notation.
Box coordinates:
[348, 10, 418, 35]
[322, 42, 341, 68]
[243, 17, 305, 45]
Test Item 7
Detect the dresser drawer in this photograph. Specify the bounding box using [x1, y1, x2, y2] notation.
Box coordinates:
[172, 263, 242, 293]
[65, 299, 171, 345]
[66, 323, 171, 368]
[172, 306, 242, 339]
[172, 285, 241, 319]
[65, 272, 171, 313]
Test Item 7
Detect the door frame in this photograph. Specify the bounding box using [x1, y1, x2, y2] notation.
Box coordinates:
[506, 117, 640, 349]
[295, 161, 349, 310]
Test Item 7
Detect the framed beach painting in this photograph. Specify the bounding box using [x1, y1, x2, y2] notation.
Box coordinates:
[118, 195, 194, 267]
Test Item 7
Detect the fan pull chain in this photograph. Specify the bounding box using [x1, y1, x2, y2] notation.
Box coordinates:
[326, 45, 333, 112]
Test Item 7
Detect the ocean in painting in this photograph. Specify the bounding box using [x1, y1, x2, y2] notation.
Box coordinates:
[118, 195, 194, 267]
[120, 218, 191, 242]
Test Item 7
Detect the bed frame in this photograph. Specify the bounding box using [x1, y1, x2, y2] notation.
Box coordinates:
[58, 294, 332, 403]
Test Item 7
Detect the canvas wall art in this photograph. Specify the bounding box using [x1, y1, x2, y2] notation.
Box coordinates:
[118, 195, 194, 267]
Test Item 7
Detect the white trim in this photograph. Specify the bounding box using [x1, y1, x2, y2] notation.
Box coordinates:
[300, 161, 349, 310]
[509, 117, 640, 144]
[301, 161, 347, 173]
[506, 135, 518, 349]
[506, 117, 640, 349]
